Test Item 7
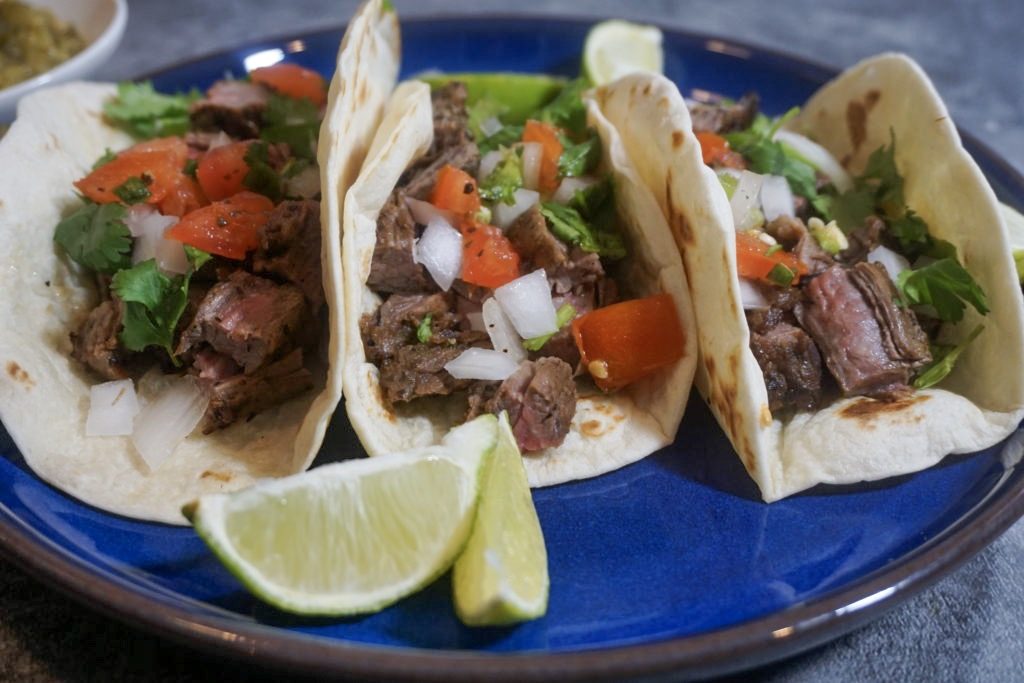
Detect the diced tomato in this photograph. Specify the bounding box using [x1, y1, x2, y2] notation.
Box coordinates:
[74, 137, 190, 205]
[571, 293, 686, 392]
[196, 141, 253, 201]
[460, 221, 521, 288]
[695, 131, 746, 168]
[250, 63, 326, 106]
[159, 174, 208, 218]
[522, 120, 563, 193]
[431, 165, 481, 218]
[165, 192, 274, 260]
[734, 232, 807, 285]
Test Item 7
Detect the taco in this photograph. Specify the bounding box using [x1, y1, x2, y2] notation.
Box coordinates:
[338, 70, 698, 485]
[590, 54, 1024, 500]
[0, 0, 398, 524]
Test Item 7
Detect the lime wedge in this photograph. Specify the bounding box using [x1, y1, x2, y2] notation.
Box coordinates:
[453, 413, 549, 626]
[186, 415, 498, 616]
[583, 20, 664, 86]
[418, 72, 566, 124]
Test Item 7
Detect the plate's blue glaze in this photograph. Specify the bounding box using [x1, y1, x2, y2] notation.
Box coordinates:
[3, 16, 1024, 678]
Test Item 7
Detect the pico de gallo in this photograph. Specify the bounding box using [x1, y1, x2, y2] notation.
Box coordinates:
[54, 63, 326, 469]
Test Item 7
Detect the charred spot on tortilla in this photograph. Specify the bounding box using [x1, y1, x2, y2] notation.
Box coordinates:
[847, 99, 868, 152]
[672, 130, 684, 149]
[665, 169, 695, 246]
[839, 394, 931, 422]
[642, 83, 652, 96]
[6, 361, 33, 388]
[581, 419, 605, 437]
[200, 470, 232, 483]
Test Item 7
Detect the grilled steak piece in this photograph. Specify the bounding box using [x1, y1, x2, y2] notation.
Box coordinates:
[401, 141, 480, 200]
[367, 191, 438, 294]
[764, 215, 834, 276]
[749, 320, 823, 412]
[506, 207, 567, 273]
[399, 83, 480, 199]
[176, 271, 308, 373]
[838, 214, 885, 264]
[796, 264, 930, 399]
[252, 199, 324, 312]
[360, 292, 453, 364]
[484, 358, 577, 452]
[189, 80, 269, 139]
[689, 93, 760, 135]
[200, 348, 313, 432]
[379, 344, 473, 404]
[71, 299, 135, 380]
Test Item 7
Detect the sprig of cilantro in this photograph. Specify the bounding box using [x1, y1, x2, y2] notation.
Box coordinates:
[260, 93, 320, 159]
[537, 78, 589, 136]
[913, 324, 984, 389]
[54, 202, 132, 273]
[896, 258, 990, 323]
[557, 129, 601, 178]
[478, 147, 523, 205]
[540, 178, 625, 260]
[103, 81, 198, 139]
[243, 141, 283, 202]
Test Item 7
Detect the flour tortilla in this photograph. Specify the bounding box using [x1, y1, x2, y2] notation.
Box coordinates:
[591, 56, 1024, 501]
[0, 1, 398, 524]
[339, 78, 698, 486]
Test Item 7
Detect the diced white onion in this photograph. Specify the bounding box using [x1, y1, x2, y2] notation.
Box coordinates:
[521, 142, 543, 191]
[207, 131, 233, 150]
[477, 150, 503, 181]
[466, 311, 486, 332]
[128, 204, 187, 274]
[774, 130, 853, 193]
[494, 269, 558, 339]
[405, 196, 457, 227]
[283, 164, 321, 199]
[86, 379, 140, 437]
[760, 175, 795, 222]
[482, 298, 527, 363]
[731, 170, 765, 231]
[131, 377, 209, 471]
[739, 279, 771, 311]
[552, 176, 598, 205]
[868, 244, 911, 281]
[493, 188, 539, 229]
[480, 116, 504, 138]
[414, 217, 463, 291]
[444, 348, 521, 381]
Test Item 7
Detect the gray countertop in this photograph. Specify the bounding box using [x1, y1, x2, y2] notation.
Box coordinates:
[2, 0, 1022, 680]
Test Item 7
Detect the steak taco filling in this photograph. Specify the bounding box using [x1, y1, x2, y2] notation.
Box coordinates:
[55, 66, 326, 466]
[690, 95, 989, 414]
[360, 79, 686, 453]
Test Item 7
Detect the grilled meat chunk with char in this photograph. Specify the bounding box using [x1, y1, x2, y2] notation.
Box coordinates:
[252, 199, 324, 312]
[200, 349, 313, 432]
[688, 93, 760, 135]
[71, 299, 136, 381]
[485, 358, 577, 452]
[189, 80, 269, 139]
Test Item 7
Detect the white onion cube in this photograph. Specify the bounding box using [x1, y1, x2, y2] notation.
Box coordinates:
[494, 269, 558, 339]
[759, 175, 795, 222]
[444, 348, 521, 381]
[482, 297, 527, 363]
[414, 217, 463, 291]
[86, 379, 140, 437]
[131, 377, 209, 471]
[493, 188, 539, 229]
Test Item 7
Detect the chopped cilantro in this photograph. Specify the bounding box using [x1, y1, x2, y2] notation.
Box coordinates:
[896, 258, 989, 323]
[913, 324, 984, 389]
[829, 187, 875, 233]
[182, 158, 198, 178]
[887, 209, 931, 256]
[522, 304, 576, 351]
[113, 175, 153, 205]
[111, 248, 209, 358]
[537, 78, 589, 135]
[478, 147, 523, 205]
[416, 314, 433, 344]
[557, 130, 601, 178]
[478, 124, 524, 156]
[103, 81, 198, 139]
[260, 92, 320, 159]
[54, 202, 132, 273]
[92, 148, 117, 170]
[467, 98, 508, 142]
[243, 141, 283, 202]
[540, 199, 625, 260]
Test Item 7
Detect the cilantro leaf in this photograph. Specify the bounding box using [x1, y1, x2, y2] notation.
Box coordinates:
[478, 147, 523, 205]
[113, 175, 153, 205]
[537, 78, 589, 135]
[184, 245, 212, 271]
[829, 187, 874, 233]
[54, 202, 132, 273]
[478, 124, 524, 156]
[182, 158, 198, 179]
[557, 130, 601, 178]
[913, 324, 984, 390]
[243, 141, 283, 202]
[522, 303, 575, 351]
[896, 258, 990, 323]
[888, 209, 931, 257]
[416, 314, 433, 344]
[103, 81, 198, 139]
[92, 148, 116, 170]
[540, 200, 626, 260]
[859, 130, 905, 215]
[260, 93, 320, 159]
[111, 260, 189, 356]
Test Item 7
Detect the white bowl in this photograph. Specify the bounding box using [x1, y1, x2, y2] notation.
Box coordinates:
[0, 0, 128, 121]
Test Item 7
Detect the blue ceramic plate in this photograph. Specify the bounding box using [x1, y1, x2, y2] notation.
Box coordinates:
[3, 16, 1024, 682]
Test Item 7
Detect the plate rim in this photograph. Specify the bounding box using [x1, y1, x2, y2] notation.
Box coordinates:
[2, 13, 1024, 682]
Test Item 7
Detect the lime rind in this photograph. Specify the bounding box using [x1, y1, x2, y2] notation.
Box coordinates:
[189, 415, 498, 616]
[583, 20, 664, 86]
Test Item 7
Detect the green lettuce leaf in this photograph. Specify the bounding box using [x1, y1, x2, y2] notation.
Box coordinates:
[103, 81, 198, 139]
